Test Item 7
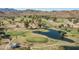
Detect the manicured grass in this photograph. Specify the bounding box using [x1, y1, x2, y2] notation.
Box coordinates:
[69, 30, 79, 34]
[32, 46, 50, 50]
[59, 28, 79, 34]
[62, 29, 79, 38]
[6, 31, 30, 36]
[26, 37, 48, 43]
[32, 45, 64, 50]
[35, 29, 49, 32]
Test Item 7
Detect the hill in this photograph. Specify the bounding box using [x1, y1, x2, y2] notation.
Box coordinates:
[0, 9, 79, 19]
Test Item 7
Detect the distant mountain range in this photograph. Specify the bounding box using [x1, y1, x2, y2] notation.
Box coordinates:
[0, 8, 18, 12]
[0, 8, 79, 19]
[0, 8, 42, 12]
[0, 8, 78, 12]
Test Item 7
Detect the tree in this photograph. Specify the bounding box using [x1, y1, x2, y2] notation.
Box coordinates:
[77, 28, 79, 32]
[58, 31, 67, 40]
[73, 19, 79, 24]
[53, 17, 57, 22]
[0, 37, 2, 45]
[23, 15, 48, 29]
[10, 16, 16, 24]
[68, 18, 73, 22]
[24, 18, 32, 28]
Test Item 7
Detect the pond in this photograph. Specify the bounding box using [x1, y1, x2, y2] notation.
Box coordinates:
[33, 29, 74, 43]
[33, 29, 61, 39]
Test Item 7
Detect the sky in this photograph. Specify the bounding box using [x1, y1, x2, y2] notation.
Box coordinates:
[15, 8, 79, 11]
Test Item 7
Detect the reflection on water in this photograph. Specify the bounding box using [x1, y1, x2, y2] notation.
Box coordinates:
[34, 29, 60, 39]
[33, 29, 74, 43]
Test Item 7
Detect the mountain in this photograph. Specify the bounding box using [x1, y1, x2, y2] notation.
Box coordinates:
[0, 8, 41, 12]
[0, 8, 79, 19]
[0, 8, 17, 12]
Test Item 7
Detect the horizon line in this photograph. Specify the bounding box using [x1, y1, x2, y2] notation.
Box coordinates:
[0, 8, 79, 11]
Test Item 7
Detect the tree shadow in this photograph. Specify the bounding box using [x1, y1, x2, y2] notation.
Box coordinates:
[33, 29, 74, 43]
[62, 46, 79, 50]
